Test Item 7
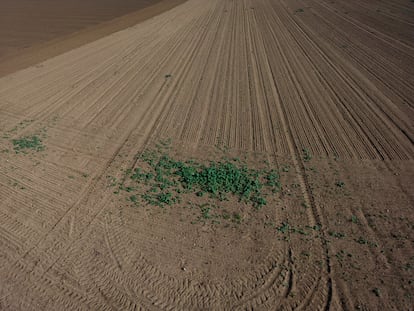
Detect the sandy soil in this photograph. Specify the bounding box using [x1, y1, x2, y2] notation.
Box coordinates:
[0, 0, 167, 58]
[0, 0, 413, 310]
[0, 0, 185, 77]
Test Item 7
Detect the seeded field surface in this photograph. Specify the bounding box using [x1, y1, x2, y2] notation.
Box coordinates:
[0, 0, 413, 309]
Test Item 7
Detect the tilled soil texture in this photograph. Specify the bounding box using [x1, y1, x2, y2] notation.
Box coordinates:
[0, 0, 185, 77]
[0, 0, 413, 310]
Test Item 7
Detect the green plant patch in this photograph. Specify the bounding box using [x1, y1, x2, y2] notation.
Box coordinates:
[117, 143, 282, 218]
[335, 181, 345, 188]
[302, 148, 312, 162]
[12, 135, 45, 153]
[328, 231, 346, 239]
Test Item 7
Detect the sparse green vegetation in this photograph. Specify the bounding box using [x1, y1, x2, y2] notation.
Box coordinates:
[328, 231, 346, 239]
[372, 287, 381, 297]
[281, 165, 290, 172]
[115, 141, 283, 224]
[335, 181, 345, 188]
[275, 222, 312, 236]
[12, 135, 45, 153]
[233, 213, 243, 224]
[350, 215, 360, 224]
[302, 148, 312, 162]
[355, 236, 378, 247]
[129, 195, 138, 204]
[277, 222, 291, 234]
[265, 169, 281, 192]
[119, 143, 281, 210]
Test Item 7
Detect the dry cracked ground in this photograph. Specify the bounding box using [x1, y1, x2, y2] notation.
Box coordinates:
[0, 0, 413, 310]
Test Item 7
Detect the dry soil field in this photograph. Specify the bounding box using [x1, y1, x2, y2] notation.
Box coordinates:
[0, 0, 185, 77]
[0, 0, 413, 310]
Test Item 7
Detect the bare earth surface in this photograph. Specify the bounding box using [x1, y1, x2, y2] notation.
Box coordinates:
[0, 0, 413, 310]
[0, 0, 185, 77]
[0, 0, 166, 58]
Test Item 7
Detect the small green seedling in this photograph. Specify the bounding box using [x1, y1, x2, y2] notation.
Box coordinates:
[335, 181, 345, 188]
[302, 148, 312, 162]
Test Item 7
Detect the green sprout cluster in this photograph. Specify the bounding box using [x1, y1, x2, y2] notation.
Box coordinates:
[12, 135, 45, 153]
[117, 146, 281, 212]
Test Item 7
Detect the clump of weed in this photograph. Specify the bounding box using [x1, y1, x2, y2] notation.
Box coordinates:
[335, 181, 345, 188]
[328, 231, 346, 239]
[277, 222, 291, 234]
[350, 215, 360, 224]
[233, 213, 243, 224]
[12, 135, 45, 154]
[302, 148, 312, 162]
[117, 142, 282, 221]
[372, 287, 381, 297]
[355, 236, 378, 247]
[265, 169, 281, 192]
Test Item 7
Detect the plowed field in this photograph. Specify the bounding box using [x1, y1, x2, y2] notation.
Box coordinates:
[0, 0, 413, 310]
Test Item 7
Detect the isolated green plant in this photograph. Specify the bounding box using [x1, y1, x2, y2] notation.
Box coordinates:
[335, 181, 345, 188]
[302, 148, 312, 162]
[328, 231, 346, 239]
[350, 215, 359, 224]
[372, 288, 381, 297]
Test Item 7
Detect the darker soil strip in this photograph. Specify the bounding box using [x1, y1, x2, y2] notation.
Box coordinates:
[0, 0, 186, 78]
